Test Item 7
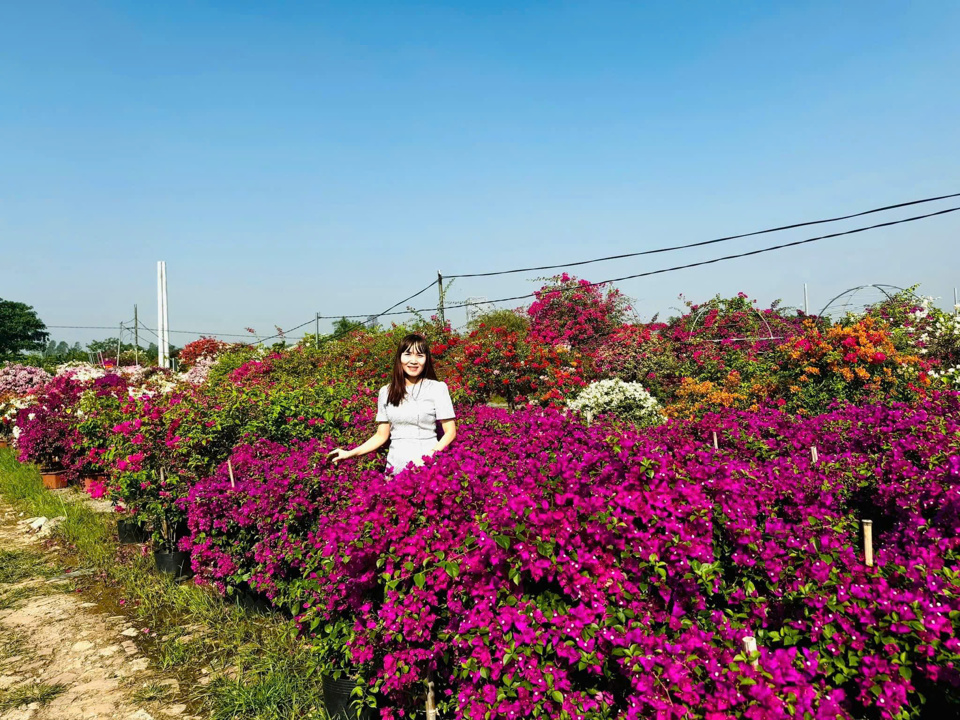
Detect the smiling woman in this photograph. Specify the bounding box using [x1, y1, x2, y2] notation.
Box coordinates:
[328, 333, 457, 474]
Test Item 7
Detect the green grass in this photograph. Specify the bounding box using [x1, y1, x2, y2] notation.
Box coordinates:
[132, 681, 171, 704]
[0, 447, 328, 720]
[0, 548, 57, 584]
[0, 628, 30, 661]
[0, 451, 113, 567]
[0, 683, 66, 711]
[202, 644, 326, 720]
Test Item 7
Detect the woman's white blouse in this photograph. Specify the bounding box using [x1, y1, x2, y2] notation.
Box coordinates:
[376, 379, 455, 473]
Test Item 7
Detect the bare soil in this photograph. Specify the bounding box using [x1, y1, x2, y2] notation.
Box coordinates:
[0, 503, 202, 720]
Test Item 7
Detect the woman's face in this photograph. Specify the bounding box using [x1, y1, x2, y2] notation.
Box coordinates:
[400, 346, 427, 380]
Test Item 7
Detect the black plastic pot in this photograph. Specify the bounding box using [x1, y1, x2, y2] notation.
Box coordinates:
[117, 519, 150, 544]
[322, 675, 373, 720]
[153, 551, 192, 578]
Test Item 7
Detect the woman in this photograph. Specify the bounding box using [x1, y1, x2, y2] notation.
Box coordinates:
[328, 333, 457, 473]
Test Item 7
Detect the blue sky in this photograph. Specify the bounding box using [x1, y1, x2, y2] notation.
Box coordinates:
[2, 1, 959, 346]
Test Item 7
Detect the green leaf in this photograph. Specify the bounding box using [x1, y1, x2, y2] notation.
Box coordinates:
[550, 691, 564, 703]
[414, 573, 426, 588]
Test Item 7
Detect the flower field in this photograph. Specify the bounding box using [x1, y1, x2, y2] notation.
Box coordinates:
[2, 280, 960, 719]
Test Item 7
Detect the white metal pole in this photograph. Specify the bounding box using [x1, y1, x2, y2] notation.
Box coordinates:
[162, 261, 170, 369]
[157, 262, 165, 368]
[803, 283, 809, 315]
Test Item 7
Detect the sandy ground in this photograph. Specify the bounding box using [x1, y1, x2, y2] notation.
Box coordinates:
[0, 503, 202, 720]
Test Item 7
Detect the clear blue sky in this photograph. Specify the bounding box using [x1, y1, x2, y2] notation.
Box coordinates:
[2, 1, 959, 346]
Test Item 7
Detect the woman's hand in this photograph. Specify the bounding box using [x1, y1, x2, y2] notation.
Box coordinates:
[327, 448, 353, 464]
[431, 419, 457, 454]
[329, 423, 390, 465]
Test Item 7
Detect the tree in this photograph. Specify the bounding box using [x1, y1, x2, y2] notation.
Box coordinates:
[0, 298, 49, 359]
[332, 317, 365, 336]
[87, 338, 132, 356]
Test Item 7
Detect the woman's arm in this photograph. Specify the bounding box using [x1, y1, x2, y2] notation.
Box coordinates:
[328, 422, 391, 463]
[431, 419, 457, 454]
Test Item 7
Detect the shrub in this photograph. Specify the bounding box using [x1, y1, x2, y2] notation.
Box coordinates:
[455, 326, 586, 407]
[466, 308, 530, 335]
[0, 363, 51, 397]
[566, 378, 665, 427]
[527, 274, 629, 350]
[777, 317, 927, 414]
[591, 325, 680, 400]
[178, 336, 232, 369]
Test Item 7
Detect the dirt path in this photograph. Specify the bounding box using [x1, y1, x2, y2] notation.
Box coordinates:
[0, 504, 202, 720]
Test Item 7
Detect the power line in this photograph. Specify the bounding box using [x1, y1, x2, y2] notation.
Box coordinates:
[44, 196, 960, 339]
[311, 279, 440, 321]
[446, 191, 960, 279]
[139, 327, 254, 339]
[373, 279, 439, 318]
[48, 325, 129, 330]
[246, 317, 319, 346]
[138, 321, 160, 342]
[401, 204, 960, 314]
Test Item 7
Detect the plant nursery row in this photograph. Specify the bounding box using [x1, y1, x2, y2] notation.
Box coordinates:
[2, 278, 960, 719]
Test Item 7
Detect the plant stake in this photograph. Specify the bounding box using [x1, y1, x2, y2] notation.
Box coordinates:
[712, 431, 718, 450]
[741, 636, 759, 669]
[810, 446, 819, 464]
[863, 519, 874, 567]
[227, 458, 236, 488]
[426, 675, 437, 720]
[159, 467, 170, 552]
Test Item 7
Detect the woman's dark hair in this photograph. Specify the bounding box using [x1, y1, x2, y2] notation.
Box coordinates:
[387, 333, 438, 406]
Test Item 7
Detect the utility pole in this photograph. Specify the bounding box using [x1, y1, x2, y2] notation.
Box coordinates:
[157, 261, 170, 368]
[134, 304, 139, 366]
[437, 271, 445, 326]
[157, 262, 164, 368]
[162, 263, 170, 368]
[117, 322, 123, 366]
[803, 283, 809, 315]
[315, 312, 320, 349]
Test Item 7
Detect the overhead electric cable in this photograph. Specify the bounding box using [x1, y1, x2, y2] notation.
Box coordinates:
[313, 279, 440, 320]
[246, 317, 319, 346]
[49, 324, 132, 330]
[137, 321, 160, 342]
[138, 327, 254, 339]
[372, 279, 439, 318]
[392, 204, 960, 315]
[447, 191, 960, 279]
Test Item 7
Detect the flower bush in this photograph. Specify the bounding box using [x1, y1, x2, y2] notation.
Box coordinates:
[908, 298, 960, 387]
[15, 374, 85, 475]
[0, 363, 51, 397]
[178, 336, 232, 369]
[7, 283, 960, 719]
[249, 396, 960, 719]
[566, 378, 664, 427]
[777, 318, 927, 414]
[55, 361, 108, 382]
[528, 274, 630, 350]
[455, 326, 586, 407]
[590, 325, 680, 400]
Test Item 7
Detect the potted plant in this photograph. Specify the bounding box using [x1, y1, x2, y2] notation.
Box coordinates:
[151, 493, 192, 578]
[13, 376, 85, 488]
[116, 514, 151, 544]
